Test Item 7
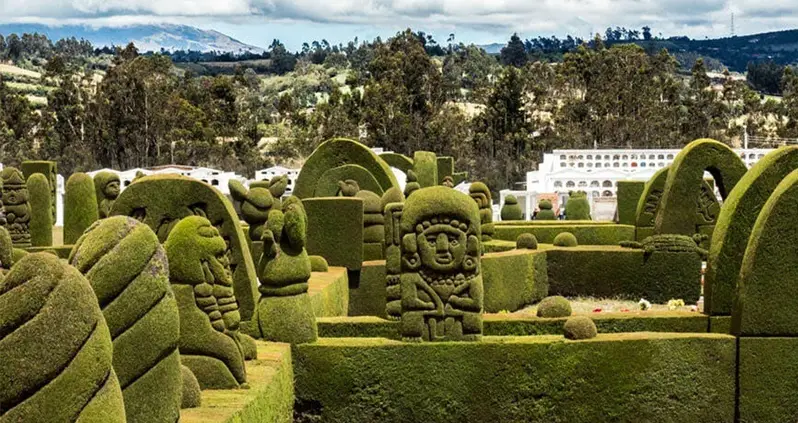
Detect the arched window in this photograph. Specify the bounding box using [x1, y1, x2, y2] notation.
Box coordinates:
[748, 153, 755, 159]
[124, 180, 132, 186]
[649, 162, 655, 167]
[613, 162, 620, 168]
[587, 162, 593, 168]
[554, 181, 563, 188]
[602, 180, 613, 187]
[561, 162, 567, 168]
[578, 163, 584, 168]
[613, 154, 620, 160]
[631, 162, 638, 167]
[658, 154, 665, 160]
[595, 163, 602, 168]
[587, 155, 593, 160]
[578, 155, 584, 160]
[560, 155, 567, 160]
[649, 154, 656, 160]
[604, 155, 610, 160]
[622, 162, 628, 167]
[658, 162, 665, 167]
[211, 180, 219, 186]
[566, 181, 575, 188]
[591, 181, 600, 187]
[603, 190, 613, 197]
[631, 154, 638, 160]
[640, 162, 646, 167]
[622, 155, 628, 160]
[666, 154, 674, 160]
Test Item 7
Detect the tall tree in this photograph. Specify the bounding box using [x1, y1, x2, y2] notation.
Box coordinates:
[500, 33, 528, 67]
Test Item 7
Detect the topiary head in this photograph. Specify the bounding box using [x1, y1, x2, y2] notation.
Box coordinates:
[1, 168, 28, 205]
[229, 180, 274, 225]
[563, 316, 597, 340]
[338, 179, 360, 197]
[516, 233, 538, 250]
[505, 195, 518, 205]
[268, 175, 288, 198]
[164, 216, 230, 286]
[539, 199, 553, 210]
[553, 232, 578, 247]
[536, 295, 572, 318]
[468, 182, 492, 209]
[94, 171, 121, 200]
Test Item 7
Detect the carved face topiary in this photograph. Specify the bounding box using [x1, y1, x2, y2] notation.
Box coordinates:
[1, 167, 31, 247]
[94, 172, 122, 219]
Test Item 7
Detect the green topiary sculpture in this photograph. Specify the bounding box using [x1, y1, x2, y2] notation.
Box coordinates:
[384, 202, 404, 320]
[537, 295, 572, 318]
[399, 186, 484, 342]
[537, 199, 557, 220]
[338, 179, 360, 197]
[164, 216, 248, 389]
[553, 232, 578, 247]
[181, 366, 202, 409]
[267, 175, 289, 199]
[27, 173, 53, 247]
[69, 216, 182, 422]
[0, 253, 126, 422]
[565, 191, 591, 220]
[21, 160, 57, 222]
[501, 194, 524, 221]
[257, 196, 317, 344]
[0, 226, 13, 272]
[563, 316, 598, 339]
[94, 171, 121, 219]
[358, 189, 385, 260]
[516, 233, 538, 250]
[65, 172, 99, 245]
[404, 170, 421, 198]
[229, 179, 275, 243]
[1, 167, 31, 247]
[310, 255, 329, 272]
[469, 182, 494, 241]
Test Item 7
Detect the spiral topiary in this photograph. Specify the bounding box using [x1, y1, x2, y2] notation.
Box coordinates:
[563, 316, 598, 340]
[69, 216, 182, 422]
[0, 253, 126, 422]
[536, 199, 557, 220]
[501, 195, 524, 221]
[516, 233, 538, 250]
[27, 173, 53, 247]
[553, 232, 578, 247]
[536, 295, 572, 318]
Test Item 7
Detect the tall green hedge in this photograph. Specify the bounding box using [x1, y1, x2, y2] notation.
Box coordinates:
[494, 224, 635, 245]
[69, 216, 182, 422]
[64, 172, 99, 245]
[635, 167, 669, 231]
[616, 181, 645, 225]
[565, 191, 591, 220]
[705, 146, 798, 316]
[482, 250, 548, 312]
[294, 334, 735, 423]
[412, 151, 438, 188]
[732, 169, 798, 336]
[547, 247, 702, 303]
[0, 253, 126, 422]
[655, 139, 747, 235]
[436, 156, 454, 185]
[27, 173, 53, 247]
[738, 337, 798, 422]
[303, 197, 364, 270]
[111, 174, 259, 321]
[20, 160, 57, 222]
[294, 138, 399, 198]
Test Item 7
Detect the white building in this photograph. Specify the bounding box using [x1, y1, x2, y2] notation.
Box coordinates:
[87, 165, 247, 196]
[254, 166, 300, 195]
[500, 147, 775, 220]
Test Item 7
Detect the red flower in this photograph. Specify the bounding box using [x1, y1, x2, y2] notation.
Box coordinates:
[592, 308, 602, 313]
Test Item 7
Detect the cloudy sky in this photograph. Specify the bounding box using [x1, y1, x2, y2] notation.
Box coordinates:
[0, 0, 793, 49]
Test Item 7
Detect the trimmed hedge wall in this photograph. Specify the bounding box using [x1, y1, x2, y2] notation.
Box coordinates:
[494, 224, 634, 245]
[547, 247, 702, 303]
[412, 151, 438, 188]
[309, 267, 350, 318]
[294, 334, 736, 423]
[481, 250, 547, 312]
[294, 138, 399, 198]
[436, 156, 454, 185]
[732, 169, 798, 336]
[655, 139, 747, 235]
[315, 164, 385, 197]
[378, 152, 413, 173]
[348, 262, 389, 318]
[27, 173, 52, 247]
[705, 146, 798, 316]
[303, 198, 364, 271]
[738, 337, 798, 423]
[616, 181, 644, 225]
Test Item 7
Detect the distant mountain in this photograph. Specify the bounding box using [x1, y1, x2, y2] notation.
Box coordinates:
[0, 23, 266, 54]
[480, 43, 504, 55]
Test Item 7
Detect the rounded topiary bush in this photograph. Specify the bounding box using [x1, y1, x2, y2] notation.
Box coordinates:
[516, 233, 538, 250]
[553, 232, 578, 247]
[536, 295, 572, 318]
[27, 173, 53, 247]
[536, 199, 557, 220]
[309, 255, 329, 272]
[64, 172, 99, 245]
[180, 365, 201, 409]
[564, 316, 598, 340]
[565, 191, 591, 220]
[501, 195, 523, 221]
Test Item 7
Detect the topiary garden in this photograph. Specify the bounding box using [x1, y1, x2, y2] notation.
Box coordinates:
[4, 137, 798, 422]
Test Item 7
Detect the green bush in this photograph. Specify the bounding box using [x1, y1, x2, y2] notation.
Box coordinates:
[738, 337, 798, 422]
[294, 334, 736, 422]
[0, 226, 13, 271]
[315, 165, 384, 197]
[470, 181, 494, 241]
[310, 255, 329, 272]
[180, 365, 201, 409]
[69, 216, 182, 423]
[537, 295, 572, 317]
[20, 160, 56, 222]
[705, 146, 798, 316]
[616, 181, 645, 225]
[294, 138, 399, 198]
[112, 174, 258, 322]
[64, 172, 99, 245]
[1, 167, 31, 247]
[412, 151, 438, 188]
[635, 167, 669, 230]
[229, 179, 274, 242]
[564, 316, 598, 339]
[436, 156, 454, 185]
[655, 139, 747, 235]
[553, 232, 578, 247]
[516, 233, 538, 249]
[404, 170, 421, 198]
[303, 197, 364, 270]
[537, 199, 557, 220]
[379, 152, 413, 173]
[27, 173, 52, 247]
[565, 191, 591, 220]
[94, 171, 121, 218]
[482, 250, 548, 312]
[501, 195, 524, 221]
[0, 253, 126, 422]
[358, 190, 384, 244]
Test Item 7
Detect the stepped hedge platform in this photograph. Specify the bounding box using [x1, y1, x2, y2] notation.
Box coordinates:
[293, 333, 736, 423]
[179, 342, 293, 423]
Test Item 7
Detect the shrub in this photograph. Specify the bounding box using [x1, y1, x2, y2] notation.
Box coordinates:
[303, 197, 364, 270]
[27, 173, 52, 247]
[310, 255, 329, 272]
[516, 233, 538, 249]
[94, 171, 121, 218]
[1, 167, 31, 247]
[180, 366, 202, 409]
[470, 181, 494, 241]
[0, 253, 126, 421]
[553, 232, 578, 247]
[0, 226, 13, 271]
[564, 316, 598, 340]
[412, 151, 438, 188]
[566, 191, 591, 220]
[20, 160, 57, 222]
[69, 216, 182, 422]
[537, 295, 572, 318]
[616, 181, 645, 225]
[501, 195, 524, 221]
[537, 199, 557, 220]
[64, 172, 99, 245]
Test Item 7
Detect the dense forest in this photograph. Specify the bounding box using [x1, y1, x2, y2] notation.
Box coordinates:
[1, 28, 798, 192]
